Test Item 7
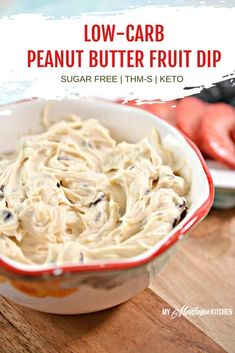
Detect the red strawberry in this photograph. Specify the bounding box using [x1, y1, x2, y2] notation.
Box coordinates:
[118, 99, 177, 125]
[201, 103, 235, 169]
[176, 97, 208, 146]
[231, 129, 235, 144]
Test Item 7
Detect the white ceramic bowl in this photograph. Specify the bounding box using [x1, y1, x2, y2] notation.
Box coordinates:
[0, 98, 214, 314]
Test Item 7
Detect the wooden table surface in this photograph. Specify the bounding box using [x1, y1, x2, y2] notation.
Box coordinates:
[0, 208, 234, 353]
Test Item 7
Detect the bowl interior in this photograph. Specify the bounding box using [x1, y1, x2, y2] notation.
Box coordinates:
[0, 98, 211, 271]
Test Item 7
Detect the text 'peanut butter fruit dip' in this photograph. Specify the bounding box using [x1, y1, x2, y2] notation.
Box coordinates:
[0, 115, 189, 265]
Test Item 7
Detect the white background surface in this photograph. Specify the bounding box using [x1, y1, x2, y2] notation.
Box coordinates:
[0, 6, 234, 103]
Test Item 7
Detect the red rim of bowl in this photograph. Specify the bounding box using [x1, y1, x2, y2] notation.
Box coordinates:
[0, 98, 214, 277]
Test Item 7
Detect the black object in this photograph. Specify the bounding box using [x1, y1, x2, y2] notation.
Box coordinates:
[184, 76, 235, 106]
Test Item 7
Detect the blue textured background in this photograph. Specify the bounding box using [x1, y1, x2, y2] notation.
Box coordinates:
[0, 0, 233, 17]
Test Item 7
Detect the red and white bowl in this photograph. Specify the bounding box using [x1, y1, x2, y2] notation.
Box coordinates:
[0, 98, 214, 314]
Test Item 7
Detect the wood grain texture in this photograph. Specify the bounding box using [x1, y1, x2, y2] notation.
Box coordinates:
[150, 208, 235, 353]
[0, 289, 226, 353]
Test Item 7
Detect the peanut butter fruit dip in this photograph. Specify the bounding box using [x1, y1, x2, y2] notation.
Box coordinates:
[0, 114, 189, 265]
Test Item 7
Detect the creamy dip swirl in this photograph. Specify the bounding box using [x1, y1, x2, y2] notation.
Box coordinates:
[0, 115, 189, 265]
